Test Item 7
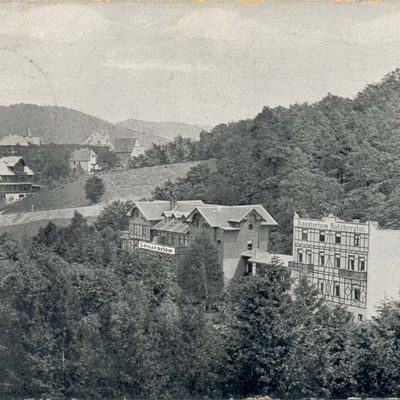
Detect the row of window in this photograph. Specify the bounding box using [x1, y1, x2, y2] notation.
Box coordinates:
[301, 229, 363, 246]
[156, 232, 189, 247]
[318, 280, 362, 301]
[297, 249, 366, 271]
[130, 224, 148, 238]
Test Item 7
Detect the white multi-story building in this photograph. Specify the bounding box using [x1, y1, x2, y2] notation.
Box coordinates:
[290, 213, 400, 321]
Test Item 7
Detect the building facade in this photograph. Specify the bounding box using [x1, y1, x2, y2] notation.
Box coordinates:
[70, 149, 99, 174]
[0, 156, 40, 204]
[290, 213, 400, 320]
[121, 200, 278, 281]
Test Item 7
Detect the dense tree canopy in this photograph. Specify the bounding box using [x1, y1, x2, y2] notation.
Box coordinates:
[152, 69, 400, 251]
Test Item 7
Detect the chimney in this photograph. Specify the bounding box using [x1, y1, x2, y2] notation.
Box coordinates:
[169, 197, 177, 210]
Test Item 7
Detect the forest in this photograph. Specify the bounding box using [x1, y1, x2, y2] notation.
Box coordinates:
[133, 69, 400, 252]
[0, 202, 398, 399]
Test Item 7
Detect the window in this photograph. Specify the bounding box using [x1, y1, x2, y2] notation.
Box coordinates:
[142, 226, 147, 237]
[319, 252, 325, 266]
[335, 254, 341, 268]
[247, 240, 253, 251]
[318, 280, 324, 294]
[353, 286, 361, 301]
[348, 256, 355, 271]
[297, 249, 303, 263]
[359, 258, 365, 271]
[246, 263, 253, 275]
[184, 236, 188, 247]
[335, 232, 341, 244]
[354, 234, 360, 246]
[302, 229, 308, 241]
[248, 223, 253, 230]
[334, 282, 340, 297]
[306, 250, 312, 264]
[319, 231, 325, 242]
[357, 314, 363, 322]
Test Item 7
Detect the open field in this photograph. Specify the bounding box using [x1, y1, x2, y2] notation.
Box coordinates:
[1, 161, 203, 214]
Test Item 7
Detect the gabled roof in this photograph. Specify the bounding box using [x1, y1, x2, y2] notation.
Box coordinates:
[0, 135, 29, 146]
[127, 200, 203, 222]
[112, 137, 141, 154]
[185, 204, 278, 228]
[71, 149, 97, 162]
[1, 156, 24, 167]
[0, 159, 14, 176]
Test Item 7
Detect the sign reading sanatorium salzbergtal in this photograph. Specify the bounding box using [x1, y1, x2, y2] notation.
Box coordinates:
[138, 241, 176, 255]
[294, 218, 369, 234]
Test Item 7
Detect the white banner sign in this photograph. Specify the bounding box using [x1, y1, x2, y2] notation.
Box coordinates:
[138, 241, 176, 255]
[294, 219, 368, 234]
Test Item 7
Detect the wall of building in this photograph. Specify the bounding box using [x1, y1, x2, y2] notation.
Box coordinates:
[367, 224, 400, 317]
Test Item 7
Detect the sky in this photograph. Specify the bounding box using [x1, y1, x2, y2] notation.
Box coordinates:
[1, 1, 400, 126]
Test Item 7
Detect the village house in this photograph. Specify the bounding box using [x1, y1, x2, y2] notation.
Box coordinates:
[70, 148, 99, 174]
[0, 156, 40, 204]
[83, 131, 112, 147]
[121, 199, 278, 281]
[0, 128, 42, 156]
[112, 137, 144, 164]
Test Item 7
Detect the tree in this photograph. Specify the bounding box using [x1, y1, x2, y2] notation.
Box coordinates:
[222, 259, 293, 396]
[85, 175, 105, 204]
[95, 147, 120, 170]
[178, 231, 223, 309]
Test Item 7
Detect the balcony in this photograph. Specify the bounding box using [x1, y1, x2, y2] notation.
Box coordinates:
[338, 268, 367, 281]
[288, 261, 314, 274]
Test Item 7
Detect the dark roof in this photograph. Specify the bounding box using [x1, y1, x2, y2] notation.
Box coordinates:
[112, 137, 140, 154]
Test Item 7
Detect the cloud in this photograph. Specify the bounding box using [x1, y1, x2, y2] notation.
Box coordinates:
[102, 58, 217, 73]
[170, 8, 288, 44]
[0, 4, 109, 43]
[344, 13, 400, 45]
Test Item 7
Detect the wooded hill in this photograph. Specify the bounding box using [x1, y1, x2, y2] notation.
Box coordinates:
[149, 68, 400, 252]
[118, 118, 206, 141]
[0, 104, 168, 146]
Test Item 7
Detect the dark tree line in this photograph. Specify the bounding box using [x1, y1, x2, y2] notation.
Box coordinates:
[149, 69, 400, 252]
[0, 201, 398, 398]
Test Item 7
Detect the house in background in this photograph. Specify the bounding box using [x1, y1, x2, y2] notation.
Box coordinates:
[0, 128, 42, 155]
[70, 148, 99, 174]
[83, 131, 112, 147]
[112, 137, 145, 164]
[0, 156, 40, 204]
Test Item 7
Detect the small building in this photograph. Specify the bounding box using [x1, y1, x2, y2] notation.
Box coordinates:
[0, 129, 42, 155]
[0, 156, 40, 204]
[121, 199, 278, 281]
[83, 131, 112, 147]
[112, 137, 144, 164]
[70, 149, 99, 174]
[290, 213, 400, 321]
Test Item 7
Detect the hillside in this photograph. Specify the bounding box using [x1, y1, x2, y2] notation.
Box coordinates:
[151, 68, 400, 252]
[117, 119, 206, 141]
[0, 104, 168, 147]
[2, 161, 203, 214]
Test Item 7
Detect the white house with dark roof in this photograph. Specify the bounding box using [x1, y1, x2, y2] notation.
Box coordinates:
[122, 199, 278, 281]
[70, 148, 99, 174]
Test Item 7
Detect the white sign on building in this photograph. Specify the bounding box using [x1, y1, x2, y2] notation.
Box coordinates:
[138, 241, 176, 255]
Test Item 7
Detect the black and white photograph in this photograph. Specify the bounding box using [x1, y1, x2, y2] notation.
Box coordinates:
[0, 1, 399, 399]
